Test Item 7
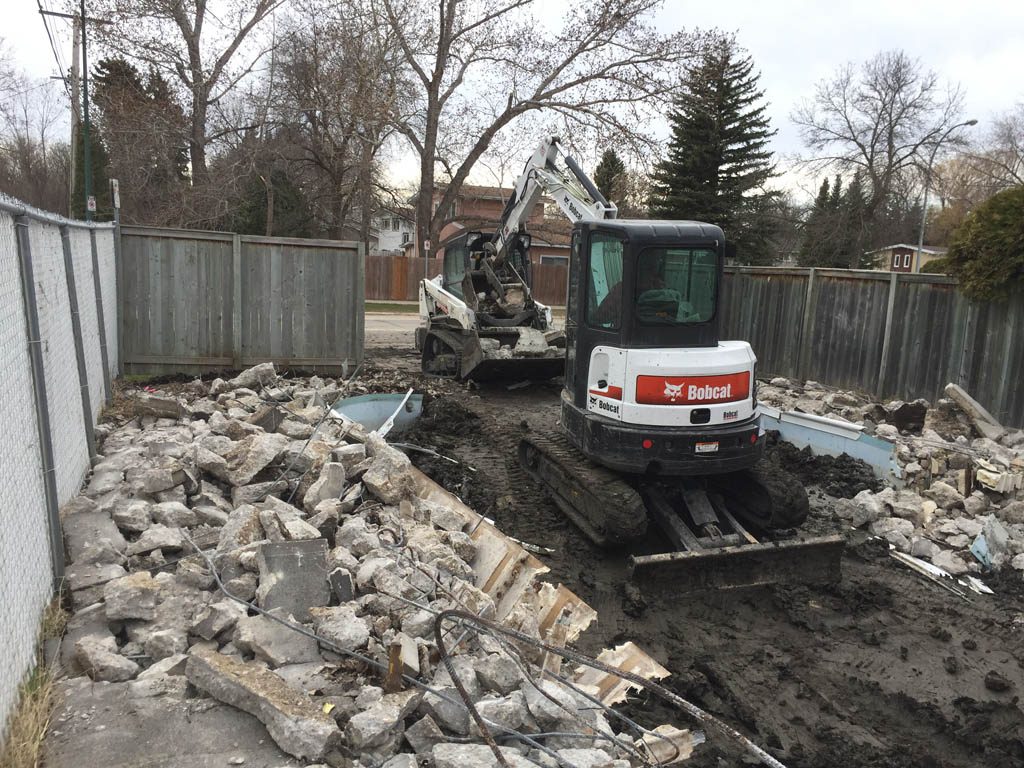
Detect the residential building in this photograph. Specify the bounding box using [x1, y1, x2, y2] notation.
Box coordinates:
[372, 208, 415, 255]
[410, 183, 573, 263]
[867, 244, 948, 274]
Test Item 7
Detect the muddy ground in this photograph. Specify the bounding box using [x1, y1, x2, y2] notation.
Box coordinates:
[362, 343, 1024, 767]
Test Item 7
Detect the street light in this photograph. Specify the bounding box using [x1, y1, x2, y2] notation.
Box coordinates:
[915, 118, 978, 271]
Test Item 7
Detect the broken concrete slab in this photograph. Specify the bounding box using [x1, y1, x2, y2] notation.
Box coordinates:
[47, 677, 301, 768]
[232, 612, 321, 668]
[66, 563, 127, 593]
[151, 501, 198, 528]
[63, 500, 127, 562]
[404, 714, 445, 755]
[432, 743, 535, 768]
[186, 647, 341, 761]
[944, 383, 1006, 441]
[112, 500, 151, 533]
[256, 539, 330, 622]
[75, 635, 139, 682]
[363, 435, 416, 504]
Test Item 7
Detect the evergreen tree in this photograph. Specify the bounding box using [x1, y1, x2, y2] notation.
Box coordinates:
[650, 35, 777, 262]
[72, 119, 113, 221]
[593, 149, 626, 206]
[797, 177, 830, 266]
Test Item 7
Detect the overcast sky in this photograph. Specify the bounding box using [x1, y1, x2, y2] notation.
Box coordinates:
[5, 0, 1023, 196]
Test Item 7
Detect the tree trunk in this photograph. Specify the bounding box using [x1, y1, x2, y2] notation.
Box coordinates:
[190, 87, 208, 184]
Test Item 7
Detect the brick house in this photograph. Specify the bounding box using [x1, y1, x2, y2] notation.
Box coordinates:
[410, 183, 572, 264]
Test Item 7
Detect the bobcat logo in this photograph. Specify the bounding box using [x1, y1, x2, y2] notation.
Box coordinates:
[663, 381, 684, 402]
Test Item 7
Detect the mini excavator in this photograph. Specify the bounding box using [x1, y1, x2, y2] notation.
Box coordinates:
[418, 137, 844, 590]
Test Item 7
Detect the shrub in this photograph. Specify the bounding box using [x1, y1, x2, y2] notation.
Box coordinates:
[946, 186, 1024, 300]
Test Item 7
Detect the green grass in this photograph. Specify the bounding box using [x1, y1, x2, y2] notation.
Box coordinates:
[365, 301, 419, 314]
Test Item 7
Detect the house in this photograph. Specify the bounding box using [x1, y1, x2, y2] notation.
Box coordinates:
[410, 183, 573, 264]
[371, 207, 415, 256]
[867, 243, 948, 273]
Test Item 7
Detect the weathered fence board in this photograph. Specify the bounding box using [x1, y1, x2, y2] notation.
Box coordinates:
[120, 226, 362, 375]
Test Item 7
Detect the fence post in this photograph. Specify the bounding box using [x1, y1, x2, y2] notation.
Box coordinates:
[111, 179, 124, 376]
[89, 228, 112, 403]
[356, 240, 366, 369]
[60, 225, 99, 465]
[14, 215, 65, 586]
[875, 272, 899, 395]
[232, 233, 242, 369]
[797, 267, 817, 381]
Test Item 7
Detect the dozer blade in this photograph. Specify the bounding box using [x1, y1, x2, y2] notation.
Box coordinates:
[629, 534, 845, 592]
[464, 355, 565, 382]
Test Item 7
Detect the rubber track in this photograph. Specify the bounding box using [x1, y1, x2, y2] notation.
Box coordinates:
[518, 428, 647, 547]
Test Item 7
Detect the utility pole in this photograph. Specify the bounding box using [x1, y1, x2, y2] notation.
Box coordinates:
[68, 17, 81, 218]
[80, 0, 94, 221]
[40, 5, 109, 221]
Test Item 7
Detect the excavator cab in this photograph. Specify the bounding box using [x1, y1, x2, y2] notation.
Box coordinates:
[519, 217, 845, 591]
[559, 219, 760, 477]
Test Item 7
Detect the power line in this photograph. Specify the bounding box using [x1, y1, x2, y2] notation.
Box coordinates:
[37, 0, 70, 95]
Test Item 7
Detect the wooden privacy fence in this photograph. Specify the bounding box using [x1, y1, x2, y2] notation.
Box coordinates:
[722, 267, 1024, 428]
[364, 255, 570, 306]
[119, 226, 364, 375]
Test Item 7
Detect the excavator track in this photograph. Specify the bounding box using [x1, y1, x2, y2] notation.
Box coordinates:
[519, 427, 845, 591]
[518, 429, 648, 547]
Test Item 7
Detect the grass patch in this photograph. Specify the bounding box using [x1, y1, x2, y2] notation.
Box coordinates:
[0, 598, 64, 768]
[366, 301, 418, 314]
[0, 664, 57, 768]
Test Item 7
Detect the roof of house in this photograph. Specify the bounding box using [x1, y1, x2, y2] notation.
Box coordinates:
[864, 244, 949, 256]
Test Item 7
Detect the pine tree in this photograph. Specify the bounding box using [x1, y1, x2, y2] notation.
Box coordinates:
[797, 178, 830, 266]
[650, 35, 777, 262]
[593, 149, 626, 206]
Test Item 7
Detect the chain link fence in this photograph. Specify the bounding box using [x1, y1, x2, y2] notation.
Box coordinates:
[0, 196, 118, 739]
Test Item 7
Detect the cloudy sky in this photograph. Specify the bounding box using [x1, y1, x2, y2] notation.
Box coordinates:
[5, 0, 1023, 196]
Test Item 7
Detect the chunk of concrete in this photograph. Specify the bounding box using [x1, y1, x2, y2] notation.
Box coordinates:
[303, 462, 347, 513]
[329, 567, 355, 603]
[217, 505, 264, 553]
[476, 653, 523, 695]
[75, 635, 139, 682]
[126, 524, 185, 557]
[66, 563, 126, 593]
[232, 612, 321, 667]
[192, 599, 247, 641]
[363, 435, 416, 504]
[228, 362, 277, 391]
[223, 433, 290, 487]
[346, 689, 422, 751]
[186, 647, 341, 761]
[63, 499, 127, 562]
[432, 743, 535, 768]
[150, 501, 198, 528]
[924, 481, 965, 510]
[112, 501, 151, 533]
[256, 539, 330, 622]
[104, 572, 161, 620]
[309, 604, 371, 653]
[404, 714, 444, 755]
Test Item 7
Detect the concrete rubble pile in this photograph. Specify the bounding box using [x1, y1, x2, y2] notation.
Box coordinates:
[58, 362, 696, 768]
[759, 377, 1024, 579]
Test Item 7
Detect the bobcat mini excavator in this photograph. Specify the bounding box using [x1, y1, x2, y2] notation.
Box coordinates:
[424, 137, 844, 590]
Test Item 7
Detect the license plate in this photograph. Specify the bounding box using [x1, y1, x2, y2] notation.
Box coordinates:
[695, 441, 719, 454]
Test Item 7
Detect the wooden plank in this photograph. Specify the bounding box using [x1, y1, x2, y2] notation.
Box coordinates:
[232, 234, 242, 367]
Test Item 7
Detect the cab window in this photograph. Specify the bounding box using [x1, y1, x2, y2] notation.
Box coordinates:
[585, 232, 624, 329]
[442, 240, 468, 298]
[635, 247, 717, 325]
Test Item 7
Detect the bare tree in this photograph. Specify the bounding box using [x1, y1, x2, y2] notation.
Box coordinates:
[792, 50, 965, 265]
[968, 104, 1024, 190]
[376, 0, 701, 257]
[87, 0, 283, 184]
[0, 43, 71, 212]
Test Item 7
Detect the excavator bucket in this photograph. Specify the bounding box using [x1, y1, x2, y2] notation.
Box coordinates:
[629, 534, 845, 592]
[464, 356, 566, 382]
